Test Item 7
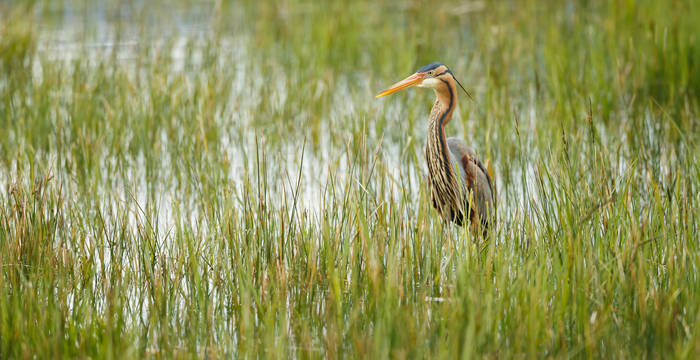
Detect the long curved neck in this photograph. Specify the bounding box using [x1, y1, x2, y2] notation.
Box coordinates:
[427, 78, 457, 172]
[425, 78, 461, 212]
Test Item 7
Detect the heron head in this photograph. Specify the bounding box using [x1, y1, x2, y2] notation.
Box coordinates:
[375, 62, 471, 99]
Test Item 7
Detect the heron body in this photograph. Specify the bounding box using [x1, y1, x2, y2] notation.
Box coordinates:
[377, 62, 495, 236]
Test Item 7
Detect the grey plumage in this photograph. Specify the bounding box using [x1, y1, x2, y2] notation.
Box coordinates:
[446, 137, 495, 232]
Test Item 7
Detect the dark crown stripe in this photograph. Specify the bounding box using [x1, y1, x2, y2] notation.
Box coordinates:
[417, 62, 443, 73]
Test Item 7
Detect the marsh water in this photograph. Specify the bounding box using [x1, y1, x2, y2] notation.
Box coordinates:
[13, 1, 551, 239]
[3, 1, 698, 357]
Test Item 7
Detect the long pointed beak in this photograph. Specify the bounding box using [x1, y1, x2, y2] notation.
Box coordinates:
[375, 73, 425, 98]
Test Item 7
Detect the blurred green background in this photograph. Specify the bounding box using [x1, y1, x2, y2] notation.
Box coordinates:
[1, 0, 699, 358]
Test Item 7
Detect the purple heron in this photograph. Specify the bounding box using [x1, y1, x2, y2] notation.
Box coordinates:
[376, 62, 495, 236]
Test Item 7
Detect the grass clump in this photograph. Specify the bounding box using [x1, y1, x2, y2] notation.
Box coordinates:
[1, 0, 699, 358]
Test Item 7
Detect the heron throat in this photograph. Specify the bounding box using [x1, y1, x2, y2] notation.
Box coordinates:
[425, 78, 461, 218]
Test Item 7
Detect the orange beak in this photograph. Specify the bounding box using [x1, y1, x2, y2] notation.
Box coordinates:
[375, 72, 425, 98]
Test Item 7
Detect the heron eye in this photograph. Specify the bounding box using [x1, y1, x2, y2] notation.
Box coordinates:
[428, 70, 434, 76]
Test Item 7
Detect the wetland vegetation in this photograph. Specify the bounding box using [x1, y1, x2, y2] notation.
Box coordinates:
[1, 0, 699, 358]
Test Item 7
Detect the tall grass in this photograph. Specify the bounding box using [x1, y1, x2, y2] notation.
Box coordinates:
[1, 0, 699, 358]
